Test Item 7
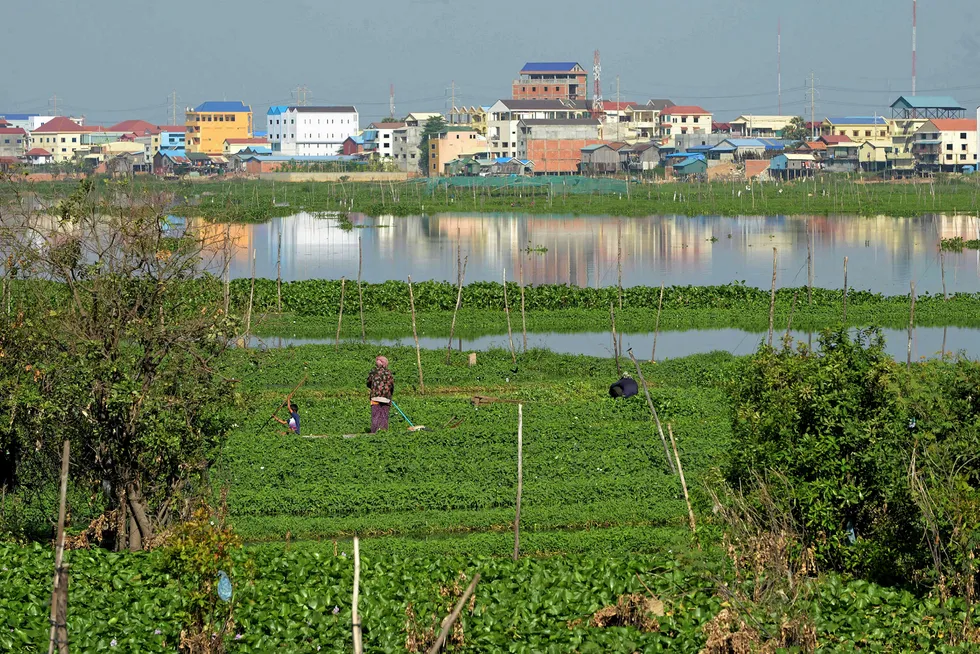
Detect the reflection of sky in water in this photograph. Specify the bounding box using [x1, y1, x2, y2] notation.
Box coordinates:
[250, 327, 978, 363]
[204, 212, 980, 295]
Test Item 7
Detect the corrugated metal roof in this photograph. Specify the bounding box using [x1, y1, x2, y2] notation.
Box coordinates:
[778, 153, 816, 161]
[292, 106, 357, 113]
[194, 101, 250, 113]
[520, 118, 599, 126]
[891, 95, 963, 110]
[520, 62, 581, 72]
[825, 116, 887, 125]
[267, 106, 288, 116]
[0, 113, 38, 120]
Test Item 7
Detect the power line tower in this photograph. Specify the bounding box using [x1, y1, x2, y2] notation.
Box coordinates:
[170, 90, 179, 125]
[777, 18, 782, 114]
[389, 84, 395, 119]
[293, 86, 311, 106]
[592, 50, 602, 118]
[805, 73, 819, 140]
[49, 93, 59, 116]
[911, 0, 917, 95]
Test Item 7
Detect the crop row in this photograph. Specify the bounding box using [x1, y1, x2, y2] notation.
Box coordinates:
[4, 541, 978, 652]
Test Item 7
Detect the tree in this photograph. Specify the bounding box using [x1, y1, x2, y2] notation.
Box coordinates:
[379, 117, 401, 124]
[0, 179, 238, 549]
[417, 115, 448, 175]
[782, 116, 809, 143]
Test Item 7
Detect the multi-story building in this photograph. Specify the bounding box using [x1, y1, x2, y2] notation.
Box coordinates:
[820, 116, 889, 145]
[390, 113, 442, 173]
[185, 101, 252, 154]
[889, 95, 965, 153]
[913, 119, 978, 171]
[29, 116, 98, 163]
[428, 127, 488, 176]
[154, 127, 186, 153]
[266, 106, 358, 156]
[516, 118, 602, 174]
[626, 100, 675, 140]
[512, 62, 587, 101]
[658, 106, 713, 143]
[367, 121, 405, 159]
[449, 106, 489, 135]
[0, 127, 28, 157]
[487, 99, 591, 159]
[224, 137, 271, 156]
[729, 115, 796, 138]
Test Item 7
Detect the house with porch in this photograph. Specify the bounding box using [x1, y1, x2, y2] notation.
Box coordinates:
[913, 118, 978, 171]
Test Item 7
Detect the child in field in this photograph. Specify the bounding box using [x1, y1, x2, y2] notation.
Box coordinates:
[275, 402, 301, 435]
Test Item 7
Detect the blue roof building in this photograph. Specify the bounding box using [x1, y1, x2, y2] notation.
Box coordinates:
[520, 62, 582, 72]
[194, 101, 251, 113]
[891, 95, 965, 119]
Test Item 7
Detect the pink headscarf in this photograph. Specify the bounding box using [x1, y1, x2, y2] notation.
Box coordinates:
[375, 355, 389, 367]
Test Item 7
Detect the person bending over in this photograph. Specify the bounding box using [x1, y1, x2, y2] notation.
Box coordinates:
[367, 355, 394, 433]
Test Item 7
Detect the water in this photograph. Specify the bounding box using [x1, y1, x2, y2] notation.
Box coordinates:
[248, 326, 978, 362]
[206, 212, 980, 296]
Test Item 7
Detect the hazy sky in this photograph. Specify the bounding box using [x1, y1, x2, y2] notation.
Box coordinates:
[3, 0, 979, 127]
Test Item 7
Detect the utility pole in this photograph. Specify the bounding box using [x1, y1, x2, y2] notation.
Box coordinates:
[616, 75, 621, 141]
[171, 90, 178, 125]
[806, 73, 818, 140]
[451, 80, 455, 112]
[911, 0, 917, 95]
[50, 93, 58, 116]
[777, 18, 782, 114]
[294, 86, 310, 106]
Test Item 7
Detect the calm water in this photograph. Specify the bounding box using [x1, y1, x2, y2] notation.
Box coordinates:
[249, 327, 977, 362]
[207, 212, 980, 295]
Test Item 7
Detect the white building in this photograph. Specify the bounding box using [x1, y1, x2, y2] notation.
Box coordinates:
[367, 121, 406, 159]
[913, 118, 977, 171]
[267, 105, 358, 156]
[658, 105, 713, 142]
[486, 99, 590, 159]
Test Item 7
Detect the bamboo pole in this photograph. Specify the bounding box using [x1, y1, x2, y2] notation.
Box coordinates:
[445, 257, 468, 364]
[783, 291, 799, 342]
[245, 248, 256, 346]
[610, 303, 622, 377]
[667, 425, 696, 533]
[276, 225, 283, 313]
[513, 404, 523, 561]
[806, 218, 813, 306]
[842, 256, 848, 323]
[626, 349, 676, 475]
[767, 247, 777, 346]
[335, 277, 346, 352]
[408, 276, 425, 394]
[503, 269, 516, 364]
[940, 247, 948, 301]
[358, 236, 365, 344]
[650, 282, 664, 363]
[907, 281, 916, 370]
[426, 573, 481, 654]
[352, 536, 363, 654]
[519, 253, 527, 354]
[47, 441, 70, 654]
[222, 223, 231, 315]
[456, 226, 462, 288]
[617, 221, 623, 311]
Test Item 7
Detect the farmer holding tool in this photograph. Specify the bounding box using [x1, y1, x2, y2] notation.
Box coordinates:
[367, 355, 394, 433]
[273, 402, 300, 435]
[608, 372, 638, 399]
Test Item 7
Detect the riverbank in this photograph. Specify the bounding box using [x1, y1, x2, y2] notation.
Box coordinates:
[11, 175, 980, 220]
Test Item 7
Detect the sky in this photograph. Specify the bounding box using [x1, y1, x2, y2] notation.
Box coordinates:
[3, 0, 980, 127]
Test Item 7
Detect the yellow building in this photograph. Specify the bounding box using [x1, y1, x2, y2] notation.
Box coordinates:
[185, 101, 252, 154]
[821, 116, 890, 145]
[448, 105, 488, 135]
[429, 127, 488, 176]
[29, 116, 96, 163]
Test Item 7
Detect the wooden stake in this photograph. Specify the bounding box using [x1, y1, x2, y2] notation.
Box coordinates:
[617, 221, 623, 311]
[503, 269, 516, 364]
[667, 425, 696, 533]
[222, 223, 231, 315]
[610, 303, 622, 377]
[627, 349, 676, 475]
[783, 291, 799, 342]
[407, 276, 425, 393]
[352, 536, 363, 654]
[519, 253, 527, 354]
[445, 257, 467, 364]
[456, 226, 462, 288]
[358, 236, 365, 344]
[767, 247, 777, 346]
[650, 282, 664, 363]
[245, 248, 256, 346]
[806, 218, 813, 306]
[907, 280, 916, 370]
[842, 256, 848, 323]
[276, 225, 283, 313]
[514, 404, 523, 561]
[335, 277, 346, 352]
[426, 573, 481, 654]
[48, 440, 70, 654]
[940, 247, 948, 301]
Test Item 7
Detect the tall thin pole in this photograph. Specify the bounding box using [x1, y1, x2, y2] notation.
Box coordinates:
[513, 404, 523, 561]
[519, 253, 527, 354]
[912, 0, 917, 96]
[357, 237, 365, 343]
[617, 222, 623, 311]
[610, 303, 621, 377]
[627, 349, 676, 475]
[335, 277, 345, 352]
[222, 223, 231, 315]
[907, 281, 916, 370]
[668, 425, 696, 534]
[48, 441, 70, 654]
[777, 17, 782, 114]
[276, 225, 283, 313]
[446, 257, 467, 364]
[767, 248, 777, 346]
[408, 276, 424, 393]
[352, 536, 362, 654]
[806, 218, 813, 305]
[503, 268, 516, 364]
[650, 282, 664, 363]
[245, 248, 256, 345]
[842, 256, 848, 323]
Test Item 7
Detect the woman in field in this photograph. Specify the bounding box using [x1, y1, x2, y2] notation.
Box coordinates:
[367, 355, 394, 432]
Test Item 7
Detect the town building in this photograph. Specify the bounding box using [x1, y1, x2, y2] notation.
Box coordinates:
[0, 127, 28, 157]
[24, 148, 54, 165]
[889, 96, 965, 153]
[223, 137, 271, 156]
[1, 114, 61, 131]
[29, 116, 101, 163]
[428, 127, 488, 176]
[487, 99, 591, 160]
[267, 106, 358, 156]
[449, 106, 489, 135]
[516, 117, 602, 174]
[729, 115, 796, 138]
[153, 148, 190, 175]
[580, 142, 633, 174]
[820, 116, 889, 144]
[185, 101, 253, 154]
[391, 113, 442, 173]
[626, 100, 675, 141]
[599, 102, 637, 142]
[769, 152, 816, 179]
[153, 127, 186, 154]
[512, 63, 587, 101]
[658, 106, 712, 141]
[367, 121, 406, 159]
[913, 118, 978, 171]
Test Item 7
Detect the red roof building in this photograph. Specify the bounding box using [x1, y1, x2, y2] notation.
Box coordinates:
[107, 119, 158, 135]
[31, 116, 87, 133]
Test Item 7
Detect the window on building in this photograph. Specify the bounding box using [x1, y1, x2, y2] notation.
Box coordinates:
[61, 137, 65, 143]
[852, 131, 859, 137]
[71, 138, 76, 143]
[947, 144, 954, 151]
[962, 144, 968, 151]
[865, 130, 871, 137]
[947, 154, 953, 160]
[961, 154, 967, 161]
[61, 148, 66, 152]
[961, 133, 968, 139]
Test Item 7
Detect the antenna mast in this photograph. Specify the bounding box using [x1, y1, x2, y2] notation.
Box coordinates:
[777, 18, 782, 114]
[592, 50, 602, 117]
[911, 0, 917, 95]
